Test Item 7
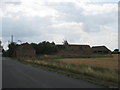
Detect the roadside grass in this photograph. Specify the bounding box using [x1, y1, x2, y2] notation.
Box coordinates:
[91, 54, 113, 58]
[17, 55, 119, 88]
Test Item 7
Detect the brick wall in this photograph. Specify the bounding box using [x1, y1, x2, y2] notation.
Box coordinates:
[15, 43, 36, 57]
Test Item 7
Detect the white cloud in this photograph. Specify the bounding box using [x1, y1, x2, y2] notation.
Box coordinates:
[81, 27, 118, 51]
[50, 22, 83, 29]
[1, 0, 118, 51]
[49, 22, 84, 40]
[81, 4, 118, 16]
[2, 0, 61, 20]
[41, 33, 65, 44]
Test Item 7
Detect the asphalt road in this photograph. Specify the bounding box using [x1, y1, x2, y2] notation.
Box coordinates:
[2, 57, 103, 88]
[0, 56, 2, 90]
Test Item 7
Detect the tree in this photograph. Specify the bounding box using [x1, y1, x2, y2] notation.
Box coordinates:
[112, 49, 120, 54]
[63, 40, 69, 45]
[31, 41, 58, 55]
[7, 42, 18, 57]
[2, 49, 8, 57]
[114, 49, 119, 52]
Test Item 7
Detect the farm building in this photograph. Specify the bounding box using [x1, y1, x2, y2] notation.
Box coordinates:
[15, 43, 36, 57]
[56, 44, 92, 57]
[15, 42, 111, 57]
[56, 44, 111, 57]
[92, 46, 111, 54]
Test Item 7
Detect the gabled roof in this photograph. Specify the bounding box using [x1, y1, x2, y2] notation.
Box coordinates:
[16, 43, 35, 50]
[56, 44, 90, 47]
[92, 46, 111, 51]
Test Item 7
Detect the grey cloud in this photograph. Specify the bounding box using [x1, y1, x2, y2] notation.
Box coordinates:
[46, 2, 117, 33]
[0, 18, 2, 37]
[2, 17, 50, 38]
[5, 1, 22, 5]
[2, 16, 63, 43]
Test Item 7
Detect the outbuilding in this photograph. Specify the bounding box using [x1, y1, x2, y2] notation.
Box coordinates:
[15, 43, 36, 57]
[92, 46, 111, 54]
[57, 44, 92, 57]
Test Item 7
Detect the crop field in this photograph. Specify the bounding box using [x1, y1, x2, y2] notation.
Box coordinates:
[59, 54, 118, 69]
[18, 54, 119, 88]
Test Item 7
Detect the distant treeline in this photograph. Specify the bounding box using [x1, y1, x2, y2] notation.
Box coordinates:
[2, 41, 59, 57]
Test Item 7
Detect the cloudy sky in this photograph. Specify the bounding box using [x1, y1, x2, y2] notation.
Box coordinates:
[0, 0, 119, 50]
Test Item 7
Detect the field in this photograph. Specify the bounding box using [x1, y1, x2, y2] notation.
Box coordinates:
[18, 54, 119, 88]
[60, 54, 118, 69]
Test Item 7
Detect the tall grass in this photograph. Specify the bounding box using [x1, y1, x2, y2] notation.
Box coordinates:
[91, 54, 113, 58]
[18, 55, 119, 88]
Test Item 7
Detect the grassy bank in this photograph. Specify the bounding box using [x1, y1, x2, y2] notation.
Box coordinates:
[17, 55, 119, 88]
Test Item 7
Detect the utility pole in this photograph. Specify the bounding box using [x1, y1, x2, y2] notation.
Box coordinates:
[11, 35, 13, 43]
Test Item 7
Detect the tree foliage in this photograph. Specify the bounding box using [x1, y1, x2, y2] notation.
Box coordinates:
[31, 41, 58, 55]
[112, 49, 120, 54]
[63, 40, 69, 46]
[4, 42, 18, 57]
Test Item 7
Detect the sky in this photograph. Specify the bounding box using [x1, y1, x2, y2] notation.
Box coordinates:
[0, 0, 119, 50]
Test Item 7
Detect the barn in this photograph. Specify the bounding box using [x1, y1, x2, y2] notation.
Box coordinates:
[15, 43, 36, 57]
[56, 44, 92, 57]
[56, 44, 111, 57]
[92, 46, 111, 54]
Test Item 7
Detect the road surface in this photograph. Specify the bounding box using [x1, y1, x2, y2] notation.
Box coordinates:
[2, 57, 103, 88]
[0, 56, 2, 90]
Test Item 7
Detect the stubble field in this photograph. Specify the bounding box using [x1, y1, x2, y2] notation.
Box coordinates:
[60, 54, 118, 69]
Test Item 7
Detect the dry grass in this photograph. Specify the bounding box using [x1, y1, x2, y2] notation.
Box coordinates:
[18, 54, 119, 88]
[59, 54, 118, 69]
